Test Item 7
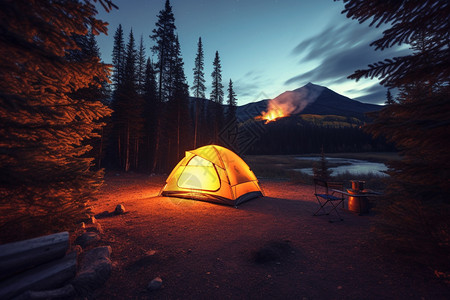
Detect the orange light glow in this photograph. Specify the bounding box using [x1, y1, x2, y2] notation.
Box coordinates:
[255, 105, 289, 124]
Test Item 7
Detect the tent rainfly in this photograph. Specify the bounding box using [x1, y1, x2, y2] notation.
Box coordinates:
[160, 145, 264, 206]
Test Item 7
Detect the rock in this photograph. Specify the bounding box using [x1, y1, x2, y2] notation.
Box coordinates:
[86, 222, 103, 234]
[72, 246, 112, 297]
[147, 277, 162, 290]
[79, 222, 86, 229]
[114, 204, 126, 215]
[75, 232, 100, 249]
[87, 216, 97, 224]
[145, 250, 156, 256]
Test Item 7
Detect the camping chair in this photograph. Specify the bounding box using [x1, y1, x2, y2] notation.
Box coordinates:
[313, 178, 345, 222]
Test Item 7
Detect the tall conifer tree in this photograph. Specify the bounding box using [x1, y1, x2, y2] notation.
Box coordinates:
[112, 29, 144, 172]
[136, 35, 147, 95]
[227, 79, 237, 121]
[0, 0, 114, 240]
[342, 0, 450, 264]
[210, 51, 224, 143]
[151, 0, 176, 103]
[143, 58, 158, 172]
[210, 51, 224, 104]
[112, 24, 125, 89]
[192, 37, 206, 147]
[168, 36, 191, 165]
[192, 37, 206, 98]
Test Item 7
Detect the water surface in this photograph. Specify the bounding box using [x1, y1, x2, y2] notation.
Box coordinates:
[294, 157, 388, 177]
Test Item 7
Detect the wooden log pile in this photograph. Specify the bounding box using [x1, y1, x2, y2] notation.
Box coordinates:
[0, 231, 112, 299]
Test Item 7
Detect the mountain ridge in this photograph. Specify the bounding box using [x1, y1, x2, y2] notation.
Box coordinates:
[235, 82, 381, 122]
[188, 82, 382, 123]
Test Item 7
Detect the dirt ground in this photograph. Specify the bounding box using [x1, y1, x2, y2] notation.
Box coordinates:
[89, 173, 449, 299]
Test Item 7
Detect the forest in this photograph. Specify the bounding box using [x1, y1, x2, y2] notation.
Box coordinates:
[0, 0, 448, 275]
[90, 4, 394, 172]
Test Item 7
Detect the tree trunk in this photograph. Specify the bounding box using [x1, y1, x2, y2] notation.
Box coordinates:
[194, 98, 198, 148]
[125, 122, 130, 172]
[152, 118, 160, 173]
[117, 133, 122, 168]
[177, 106, 180, 160]
[134, 138, 139, 170]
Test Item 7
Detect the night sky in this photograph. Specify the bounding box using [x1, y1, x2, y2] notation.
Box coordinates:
[95, 0, 409, 105]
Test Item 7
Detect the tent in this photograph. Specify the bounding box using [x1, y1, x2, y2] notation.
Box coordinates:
[160, 145, 264, 206]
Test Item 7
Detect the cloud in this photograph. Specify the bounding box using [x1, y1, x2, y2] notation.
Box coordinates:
[235, 70, 274, 100]
[287, 19, 411, 104]
[352, 84, 387, 104]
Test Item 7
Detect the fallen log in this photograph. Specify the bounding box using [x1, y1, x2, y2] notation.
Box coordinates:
[13, 284, 75, 300]
[0, 232, 69, 280]
[0, 251, 77, 299]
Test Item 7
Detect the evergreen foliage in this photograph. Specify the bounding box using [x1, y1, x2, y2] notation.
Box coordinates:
[111, 29, 145, 172]
[0, 0, 114, 241]
[192, 37, 206, 99]
[112, 24, 125, 89]
[68, 30, 111, 170]
[136, 36, 147, 95]
[342, 0, 450, 265]
[248, 117, 388, 154]
[142, 58, 159, 172]
[151, 0, 176, 103]
[210, 51, 224, 104]
[148, 0, 193, 172]
[313, 147, 332, 181]
[166, 36, 191, 167]
[210, 51, 224, 143]
[384, 89, 395, 105]
[192, 37, 206, 148]
[227, 79, 237, 121]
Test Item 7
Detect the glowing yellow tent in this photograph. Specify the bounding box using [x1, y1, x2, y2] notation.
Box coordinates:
[160, 145, 264, 206]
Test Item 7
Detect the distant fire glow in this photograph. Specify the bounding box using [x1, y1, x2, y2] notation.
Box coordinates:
[254, 84, 325, 124]
[255, 103, 289, 124]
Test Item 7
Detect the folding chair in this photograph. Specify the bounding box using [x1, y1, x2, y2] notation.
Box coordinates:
[313, 178, 345, 222]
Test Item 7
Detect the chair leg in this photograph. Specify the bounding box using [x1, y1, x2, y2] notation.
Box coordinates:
[328, 200, 344, 222]
[313, 199, 329, 216]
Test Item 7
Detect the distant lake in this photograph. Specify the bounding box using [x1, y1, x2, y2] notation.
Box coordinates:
[294, 157, 388, 177]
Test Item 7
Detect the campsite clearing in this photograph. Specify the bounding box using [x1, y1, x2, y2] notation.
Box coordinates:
[90, 173, 449, 299]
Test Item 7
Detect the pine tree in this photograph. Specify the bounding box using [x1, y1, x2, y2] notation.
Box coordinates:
[142, 58, 158, 172]
[112, 24, 125, 89]
[136, 35, 147, 95]
[112, 29, 144, 172]
[167, 36, 191, 165]
[342, 0, 450, 264]
[0, 0, 114, 241]
[191, 37, 206, 147]
[313, 147, 332, 181]
[151, 0, 176, 103]
[222, 78, 239, 151]
[210, 51, 224, 143]
[68, 30, 110, 170]
[192, 37, 206, 98]
[210, 51, 224, 104]
[384, 89, 394, 105]
[227, 79, 237, 121]
[149, 0, 192, 172]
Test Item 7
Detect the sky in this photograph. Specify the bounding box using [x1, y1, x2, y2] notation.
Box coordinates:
[94, 0, 409, 106]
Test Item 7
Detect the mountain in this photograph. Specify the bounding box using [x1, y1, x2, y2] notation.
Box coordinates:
[236, 82, 382, 122]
